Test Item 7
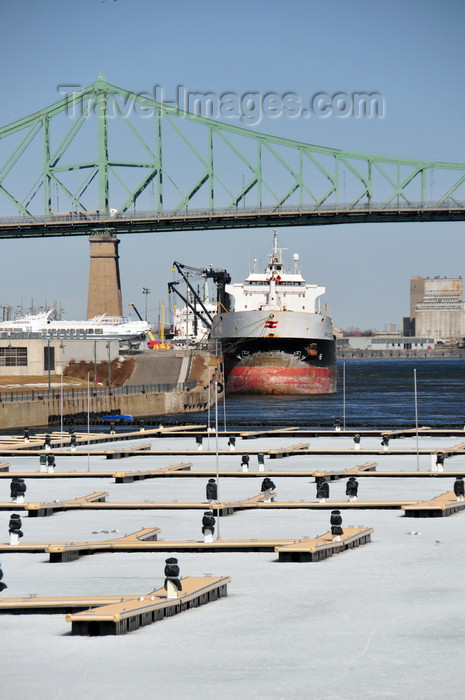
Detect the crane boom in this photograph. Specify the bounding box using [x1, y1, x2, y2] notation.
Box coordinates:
[128, 302, 156, 343]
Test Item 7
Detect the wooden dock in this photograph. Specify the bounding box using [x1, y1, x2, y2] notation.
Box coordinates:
[268, 442, 310, 458]
[66, 576, 231, 635]
[105, 443, 152, 459]
[28, 491, 109, 517]
[0, 467, 463, 483]
[0, 493, 417, 518]
[275, 527, 374, 562]
[0, 527, 373, 561]
[240, 427, 300, 439]
[313, 461, 378, 481]
[113, 462, 192, 482]
[0, 527, 161, 560]
[0, 462, 194, 482]
[0, 575, 232, 636]
[402, 491, 465, 518]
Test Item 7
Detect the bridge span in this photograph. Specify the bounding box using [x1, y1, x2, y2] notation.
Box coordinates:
[1, 78, 465, 236]
[0, 201, 464, 239]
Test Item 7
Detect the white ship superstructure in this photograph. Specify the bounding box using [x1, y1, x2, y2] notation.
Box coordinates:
[209, 232, 337, 395]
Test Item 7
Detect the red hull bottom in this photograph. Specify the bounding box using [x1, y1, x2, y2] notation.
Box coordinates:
[226, 365, 337, 395]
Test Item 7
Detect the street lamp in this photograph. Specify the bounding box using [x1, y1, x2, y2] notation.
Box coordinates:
[143, 287, 151, 321]
[93, 339, 97, 387]
[46, 335, 51, 392]
[106, 341, 112, 391]
[59, 343, 65, 448]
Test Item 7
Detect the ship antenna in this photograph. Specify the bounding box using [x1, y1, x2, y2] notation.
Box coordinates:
[273, 230, 278, 257]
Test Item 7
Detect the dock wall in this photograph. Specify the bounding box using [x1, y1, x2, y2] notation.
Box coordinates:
[0, 351, 223, 430]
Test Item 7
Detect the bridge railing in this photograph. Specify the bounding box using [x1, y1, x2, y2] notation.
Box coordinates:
[0, 379, 197, 404]
[1, 198, 465, 227]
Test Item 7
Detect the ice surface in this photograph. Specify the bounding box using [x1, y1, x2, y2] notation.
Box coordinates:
[1, 433, 465, 699]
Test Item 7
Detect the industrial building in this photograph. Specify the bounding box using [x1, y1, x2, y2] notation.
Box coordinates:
[404, 276, 465, 343]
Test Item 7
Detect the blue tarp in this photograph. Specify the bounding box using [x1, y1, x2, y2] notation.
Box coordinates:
[101, 415, 134, 421]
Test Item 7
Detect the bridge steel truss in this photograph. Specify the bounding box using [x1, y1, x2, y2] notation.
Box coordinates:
[0, 78, 465, 238]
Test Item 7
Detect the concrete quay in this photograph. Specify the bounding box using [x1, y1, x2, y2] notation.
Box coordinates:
[0, 350, 222, 430]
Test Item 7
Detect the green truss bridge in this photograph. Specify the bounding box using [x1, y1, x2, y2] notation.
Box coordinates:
[0, 78, 464, 239]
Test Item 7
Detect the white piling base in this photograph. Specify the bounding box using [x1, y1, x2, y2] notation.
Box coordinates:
[318, 498, 326, 504]
[436, 463, 444, 472]
[335, 426, 341, 432]
[332, 535, 341, 542]
[242, 465, 248, 472]
[383, 445, 388, 451]
[204, 530, 213, 543]
[24, 438, 29, 443]
[16, 495, 24, 504]
[40, 464, 47, 473]
[354, 444, 360, 451]
[47, 466, 54, 473]
[430, 454, 437, 472]
[197, 445, 203, 451]
[166, 580, 178, 599]
[10, 533, 19, 546]
[71, 446, 76, 452]
[262, 488, 272, 503]
[457, 495, 464, 502]
[348, 496, 357, 502]
[45, 445, 50, 451]
[258, 463, 265, 472]
[229, 445, 235, 451]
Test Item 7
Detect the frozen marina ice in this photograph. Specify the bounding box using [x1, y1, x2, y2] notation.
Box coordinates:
[1, 433, 465, 699]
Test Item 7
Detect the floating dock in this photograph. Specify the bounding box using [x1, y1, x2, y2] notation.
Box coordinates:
[275, 527, 374, 562]
[67, 576, 231, 636]
[402, 491, 465, 517]
[0, 575, 232, 637]
[0, 527, 161, 560]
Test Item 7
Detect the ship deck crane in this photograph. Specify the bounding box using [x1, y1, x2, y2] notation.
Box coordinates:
[168, 262, 231, 331]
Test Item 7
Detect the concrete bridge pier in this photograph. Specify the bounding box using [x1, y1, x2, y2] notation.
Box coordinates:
[87, 233, 123, 319]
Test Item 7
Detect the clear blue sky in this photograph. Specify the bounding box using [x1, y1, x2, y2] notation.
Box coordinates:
[1, 0, 464, 330]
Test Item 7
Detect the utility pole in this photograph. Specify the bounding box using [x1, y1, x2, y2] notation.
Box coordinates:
[143, 287, 150, 321]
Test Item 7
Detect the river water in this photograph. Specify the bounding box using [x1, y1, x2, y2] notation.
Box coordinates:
[199, 358, 465, 429]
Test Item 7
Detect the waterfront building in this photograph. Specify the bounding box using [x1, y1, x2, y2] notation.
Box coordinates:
[405, 276, 465, 342]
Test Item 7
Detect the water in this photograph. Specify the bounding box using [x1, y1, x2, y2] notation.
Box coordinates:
[203, 358, 465, 429]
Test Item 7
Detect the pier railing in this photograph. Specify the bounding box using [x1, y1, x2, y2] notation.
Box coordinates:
[0, 379, 197, 404]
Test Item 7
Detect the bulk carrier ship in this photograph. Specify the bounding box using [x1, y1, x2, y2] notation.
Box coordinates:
[209, 232, 337, 395]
